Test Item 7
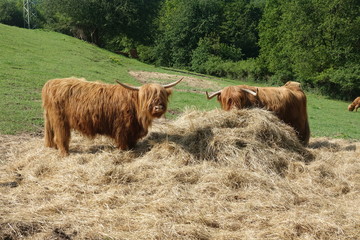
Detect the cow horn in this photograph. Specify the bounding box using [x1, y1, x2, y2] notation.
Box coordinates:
[241, 88, 257, 96]
[206, 90, 221, 99]
[162, 77, 184, 88]
[116, 80, 140, 91]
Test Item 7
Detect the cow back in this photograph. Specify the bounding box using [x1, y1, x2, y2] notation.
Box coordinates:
[42, 78, 139, 137]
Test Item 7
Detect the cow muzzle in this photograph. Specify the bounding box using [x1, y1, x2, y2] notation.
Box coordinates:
[152, 105, 166, 117]
[154, 105, 165, 112]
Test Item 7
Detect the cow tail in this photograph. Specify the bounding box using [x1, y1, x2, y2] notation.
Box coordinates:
[303, 120, 310, 146]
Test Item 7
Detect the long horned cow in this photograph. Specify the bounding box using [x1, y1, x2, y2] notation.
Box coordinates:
[206, 81, 310, 145]
[42, 77, 182, 156]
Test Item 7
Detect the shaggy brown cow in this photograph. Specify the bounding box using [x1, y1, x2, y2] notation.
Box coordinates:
[348, 97, 360, 112]
[206, 81, 310, 145]
[42, 77, 182, 156]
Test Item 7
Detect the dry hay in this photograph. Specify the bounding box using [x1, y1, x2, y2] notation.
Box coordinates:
[1, 108, 360, 240]
[128, 71, 221, 92]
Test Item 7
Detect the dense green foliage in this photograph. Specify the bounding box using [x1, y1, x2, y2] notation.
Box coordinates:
[153, 0, 262, 70]
[0, 0, 22, 27]
[38, 0, 162, 48]
[0, 0, 359, 100]
[259, 0, 360, 99]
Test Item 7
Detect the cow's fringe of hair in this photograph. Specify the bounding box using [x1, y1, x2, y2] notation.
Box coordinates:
[137, 85, 172, 129]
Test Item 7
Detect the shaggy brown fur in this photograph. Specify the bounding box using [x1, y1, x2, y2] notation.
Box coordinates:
[348, 97, 360, 112]
[42, 77, 176, 156]
[210, 81, 310, 145]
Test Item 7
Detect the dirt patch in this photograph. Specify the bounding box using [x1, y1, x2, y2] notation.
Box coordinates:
[128, 70, 222, 92]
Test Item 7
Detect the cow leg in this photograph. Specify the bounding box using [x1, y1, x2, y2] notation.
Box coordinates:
[355, 105, 359, 112]
[44, 113, 56, 149]
[116, 138, 130, 150]
[114, 132, 131, 150]
[53, 121, 71, 157]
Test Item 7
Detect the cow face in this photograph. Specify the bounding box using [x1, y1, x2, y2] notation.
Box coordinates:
[207, 85, 258, 111]
[348, 104, 355, 111]
[139, 84, 172, 118]
[116, 78, 182, 119]
[219, 86, 253, 110]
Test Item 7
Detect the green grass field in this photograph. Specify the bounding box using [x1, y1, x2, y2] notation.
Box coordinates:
[0, 23, 359, 139]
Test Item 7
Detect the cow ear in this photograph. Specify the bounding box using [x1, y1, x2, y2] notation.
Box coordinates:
[166, 88, 172, 96]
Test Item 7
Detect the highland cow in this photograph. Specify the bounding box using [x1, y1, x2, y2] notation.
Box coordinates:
[348, 97, 360, 112]
[206, 81, 310, 145]
[42, 77, 182, 156]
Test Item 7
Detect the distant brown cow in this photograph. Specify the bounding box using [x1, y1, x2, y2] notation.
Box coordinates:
[42, 77, 182, 156]
[348, 97, 360, 112]
[206, 81, 310, 145]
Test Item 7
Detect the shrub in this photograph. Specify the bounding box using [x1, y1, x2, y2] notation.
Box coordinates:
[314, 64, 360, 101]
[267, 70, 296, 86]
[190, 37, 213, 73]
[137, 45, 156, 64]
[191, 36, 243, 74]
[230, 58, 265, 81]
[203, 56, 227, 77]
[104, 35, 135, 53]
[204, 58, 266, 81]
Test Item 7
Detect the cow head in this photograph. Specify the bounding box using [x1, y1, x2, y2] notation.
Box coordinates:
[117, 78, 183, 119]
[206, 86, 258, 110]
[348, 103, 355, 111]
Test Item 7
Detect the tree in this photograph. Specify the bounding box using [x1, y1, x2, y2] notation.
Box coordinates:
[0, 0, 23, 27]
[221, 0, 263, 59]
[39, 0, 162, 49]
[154, 0, 224, 67]
[258, 0, 360, 99]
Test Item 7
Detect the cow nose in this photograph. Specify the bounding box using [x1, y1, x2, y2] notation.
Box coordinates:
[155, 105, 164, 112]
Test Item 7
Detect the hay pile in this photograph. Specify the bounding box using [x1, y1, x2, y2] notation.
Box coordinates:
[1, 109, 359, 239]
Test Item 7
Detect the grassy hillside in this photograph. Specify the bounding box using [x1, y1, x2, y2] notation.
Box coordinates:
[0, 23, 359, 139]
